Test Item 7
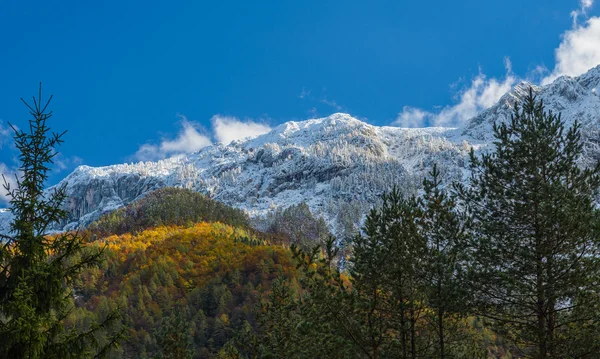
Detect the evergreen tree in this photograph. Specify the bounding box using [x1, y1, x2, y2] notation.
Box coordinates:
[247, 277, 306, 359]
[418, 165, 481, 358]
[0, 85, 122, 358]
[352, 189, 429, 359]
[153, 307, 194, 359]
[305, 238, 383, 359]
[234, 241, 358, 359]
[457, 88, 600, 358]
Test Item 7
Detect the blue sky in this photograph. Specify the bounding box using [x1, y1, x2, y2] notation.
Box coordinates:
[1, 0, 600, 197]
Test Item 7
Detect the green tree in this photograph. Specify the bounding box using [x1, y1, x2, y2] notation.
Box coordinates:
[296, 239, 373, 359]
[419, 165, 482, 358]
[352, 189, 428, 359]
[0, 85, 122, 358]
[235, 240, 362, 359]
[457, 88, 600, 358]
[153, 307, 194, 359]
[246, 277, 306, 359]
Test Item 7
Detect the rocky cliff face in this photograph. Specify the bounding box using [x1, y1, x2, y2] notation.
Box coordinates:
[2, 65, 600, 238]
[59, 168, 168, 230]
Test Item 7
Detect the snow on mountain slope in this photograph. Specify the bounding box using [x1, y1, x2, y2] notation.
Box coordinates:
[463, 68, 600, 142]
[51, 113, 470, 237]
[2, 65, 600, 238]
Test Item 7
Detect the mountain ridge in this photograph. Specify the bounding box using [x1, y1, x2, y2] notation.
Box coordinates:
[2, 65, 600, 237]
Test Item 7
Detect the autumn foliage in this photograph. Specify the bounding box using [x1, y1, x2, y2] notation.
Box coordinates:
[72, 222, 296, 358]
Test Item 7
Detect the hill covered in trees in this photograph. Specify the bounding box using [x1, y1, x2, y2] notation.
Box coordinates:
[72, 187, 513, 358]
[73, 221, 296, 358]
[87, 187, 251, 236]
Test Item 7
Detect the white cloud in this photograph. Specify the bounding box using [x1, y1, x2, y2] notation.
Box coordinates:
[542, 16, 600, 84]
[212, 115, 271, 145]
[53, 154, 83, 173]
[134, 117, 212, 161]
[394, 1, 600, 128]
[571, 0, 595, 26]
[0, 163, 18, 205]
[395, 59, 516, 127]
[0, 121, 11, 150]
[395, 107, 433, 128]
[134, 115, 272, 161]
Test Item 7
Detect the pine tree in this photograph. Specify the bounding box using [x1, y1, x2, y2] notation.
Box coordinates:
[417, 165, 487, 358]
[457, 88, 600, 358]
[352, 188, 428, 359]
[0, 85, 123, 358]
[153, 307, 194, 359]
[418, 165, 472, 358]
[291, 239, 364, 359]
[250, 277, 305, 359]
[236, 241, 358, 359]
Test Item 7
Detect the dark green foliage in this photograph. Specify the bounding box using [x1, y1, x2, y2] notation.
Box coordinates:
[351, 182, 485, 358]
[239, 278, 308, 359]
[290, 240, 370, 359]
[153, 307, 194, 359]
[89, 187, 250, 236]
[419, 165, 471, 358]
[238, 182, 486, 359]
[266, 202, 331, 251]
[234, 239, 361, 359]
[457, 88, 600, 358]
[352, 188, 430, 358]
[0, 86, 123, 358]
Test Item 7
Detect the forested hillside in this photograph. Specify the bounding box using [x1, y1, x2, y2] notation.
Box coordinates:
[72, 221, 296, 358]
[87, 187, 251, 236]
[71, 188, 514, 359]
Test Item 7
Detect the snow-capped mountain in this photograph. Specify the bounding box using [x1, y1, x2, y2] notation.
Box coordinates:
[48, 116, 471, 237]
[2, 65, 600, 238]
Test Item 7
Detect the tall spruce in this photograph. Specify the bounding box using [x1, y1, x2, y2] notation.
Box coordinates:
[352, 189, 428, 359]
[0, 85, 122, 358]
[418, 165, 473, 358]
[291, 239, 365, 359]
[457, 88, 600, 358]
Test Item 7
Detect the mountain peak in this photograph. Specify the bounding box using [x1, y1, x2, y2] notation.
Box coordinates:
[242, 113, 373, 150]
[462, 65, 600, 140]
[576, 64, 600, 94]
[4, 65, 600, 238]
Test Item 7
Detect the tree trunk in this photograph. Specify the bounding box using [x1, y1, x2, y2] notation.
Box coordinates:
[400, 295, 407, 359]
[546, 255, 555, 359]
[410, 303, 416, 359]
[537, 246, 547, 359]
[439, 307, 445, 359]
